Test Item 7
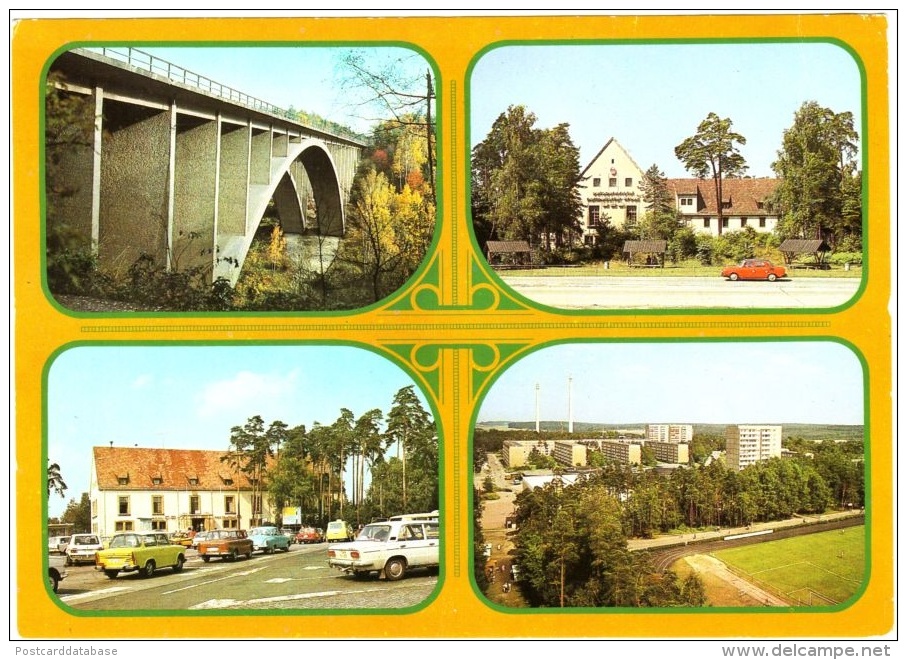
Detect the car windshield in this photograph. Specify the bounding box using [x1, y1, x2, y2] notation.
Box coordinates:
[109, 534, 139, 548]
[73, 536, 100, 545]
[356, 524, 391, 542]
[251, 528, 275, 536]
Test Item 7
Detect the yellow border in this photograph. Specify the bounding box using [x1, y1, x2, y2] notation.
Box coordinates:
[13, 14, 892, 638]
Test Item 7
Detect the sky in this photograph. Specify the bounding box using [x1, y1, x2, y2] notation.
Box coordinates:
[477, 341, 865, 428]
[102, 45, 433, 136]
[469, 42, 863, 178]
[46, 345, 433, 518]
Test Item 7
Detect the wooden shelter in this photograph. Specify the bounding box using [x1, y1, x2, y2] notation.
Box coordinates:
[778, 239, 832, 267]
[486, 240, 533, 268]
[622, 240, 667, 267]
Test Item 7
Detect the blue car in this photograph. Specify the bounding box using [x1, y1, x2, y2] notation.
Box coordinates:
[248, 526, 292, 554]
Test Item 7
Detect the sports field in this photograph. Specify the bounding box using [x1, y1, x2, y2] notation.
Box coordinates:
[713, 525, 865, 606]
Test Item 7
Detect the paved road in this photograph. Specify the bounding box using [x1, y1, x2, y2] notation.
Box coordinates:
[56, 542, 438, 611]
[499, 275, 860, 310]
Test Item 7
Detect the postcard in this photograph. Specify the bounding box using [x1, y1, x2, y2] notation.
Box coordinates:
[11, 12, 893, 642]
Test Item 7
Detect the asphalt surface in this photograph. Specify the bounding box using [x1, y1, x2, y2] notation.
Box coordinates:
[499, 275, 861, 309]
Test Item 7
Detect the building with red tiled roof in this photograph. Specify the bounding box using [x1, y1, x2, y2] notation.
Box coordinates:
[576, 138, 781, 243]
[90, 446, 280, 537]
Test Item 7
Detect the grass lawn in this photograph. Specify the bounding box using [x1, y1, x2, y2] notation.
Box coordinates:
[497, 260, 862, 279]
[712, 526, 866, 606]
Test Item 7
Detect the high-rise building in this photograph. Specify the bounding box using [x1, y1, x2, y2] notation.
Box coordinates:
[725, 425, 782, 471]
[646, 423, 694, 444]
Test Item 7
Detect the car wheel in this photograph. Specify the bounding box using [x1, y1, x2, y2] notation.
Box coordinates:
[141, 560, 156, 578]
[767, 273, 777, 281]
[172, 555, 185, 573]
[64, 554, 72, 567]
[48, 571, 59, 593]
[229, 550, 238, 562]
[201, 555, 211, 563]
[104, 569, 119, 579]
[246, 549, 252, 559]
[384, 557, 407, 581]
[266, 545, 274, 555]
[729, 273, 739, 281]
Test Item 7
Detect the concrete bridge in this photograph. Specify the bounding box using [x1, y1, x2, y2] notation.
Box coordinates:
[47, 47, 365, 285]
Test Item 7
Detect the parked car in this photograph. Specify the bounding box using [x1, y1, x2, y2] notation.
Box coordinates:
[169, 532, 194, 548]
[47, 536, 68, 555]
[721, 259, 787, 281]
[191, 530, 210, 549]
[327, 513, 440, 581]
[295, 526, 324, 544]
[64, 533, 104, 566]
[94, 532, 186, 579]
[249, 526, 292, 554]
[48, 554, 68, 593]
[279, 529, 295, 545]
[197, 529, 253, 562]
[325, 519, 355, 543]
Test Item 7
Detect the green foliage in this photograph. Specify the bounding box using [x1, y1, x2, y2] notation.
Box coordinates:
[675, 112, 748, 235]
[59, 493, 92, 534]
[472, 105, 584, 251]
[772, 101, 860, 247]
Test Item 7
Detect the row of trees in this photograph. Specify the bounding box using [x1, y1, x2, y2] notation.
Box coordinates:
[471, 101, 862, 260]
[222, 386, 438, 527]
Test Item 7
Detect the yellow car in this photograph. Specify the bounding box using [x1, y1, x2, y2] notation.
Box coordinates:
[95, 532, 187, 579]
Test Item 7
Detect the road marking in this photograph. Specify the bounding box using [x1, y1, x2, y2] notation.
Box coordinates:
[188, 582, 434, 609]
[162, 566, 266, 594]
[60, 586, 130, 602]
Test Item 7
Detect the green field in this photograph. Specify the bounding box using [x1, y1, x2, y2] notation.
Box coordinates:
[713, 526, 866, 606]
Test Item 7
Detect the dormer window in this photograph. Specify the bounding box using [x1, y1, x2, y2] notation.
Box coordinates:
[151, 475, 163, 485]
[222, 476, 234, 486]
[188, 475, 199, 486]
[117, 474, 129, 486]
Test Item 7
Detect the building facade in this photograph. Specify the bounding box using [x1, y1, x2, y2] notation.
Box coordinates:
[576, 137, 780, 243]
[646, 423, 694, 444]
[647, 441, 690, 464]
[500, 440, 552, 469]
[552, 441, 588, 468]
[90, 446, 280, 537]
[725, 425, 783, 471]
[598, 440, 642, 466]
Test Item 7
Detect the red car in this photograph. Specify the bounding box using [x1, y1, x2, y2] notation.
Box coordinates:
[295, 526, 324, 544]
[721, 259, 786, 281]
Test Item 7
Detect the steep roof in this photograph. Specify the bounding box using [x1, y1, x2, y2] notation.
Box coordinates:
[92, 446, 255, 491]
[486, 240, 532, 255]
[580, 137, 646, 179]
[667, 177, 779, 216]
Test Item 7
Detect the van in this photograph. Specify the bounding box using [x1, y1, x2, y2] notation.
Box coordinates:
[325, 519, 354, 543]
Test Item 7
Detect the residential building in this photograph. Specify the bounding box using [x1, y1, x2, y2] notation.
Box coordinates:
[90, 446, 279, 537]
[725, 425, 783, 471]
[553, 441, 587, 467]
[576, 137, 780, 243]
[646, 423, 693, 444]
[598, 440, 642, 466]
[500, 439, 552, 469]
[647, 441, 690, 464]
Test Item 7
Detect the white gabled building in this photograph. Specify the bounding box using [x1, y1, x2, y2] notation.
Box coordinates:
[576, 137, 781, 244]
[577, 138, 646, 243]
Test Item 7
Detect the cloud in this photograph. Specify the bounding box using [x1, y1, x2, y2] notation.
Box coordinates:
[131, 374, 153, 389]
[196, 369, 301, 419]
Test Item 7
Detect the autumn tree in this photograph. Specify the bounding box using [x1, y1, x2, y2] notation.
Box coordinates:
[674, 112, 748, 236]
[772, 101, 861, 246]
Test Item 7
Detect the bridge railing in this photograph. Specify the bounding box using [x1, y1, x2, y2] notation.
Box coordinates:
[84, 46, 365, 143]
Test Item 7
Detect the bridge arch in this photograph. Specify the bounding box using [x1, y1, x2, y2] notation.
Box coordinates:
[217, 138, 347, 284]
